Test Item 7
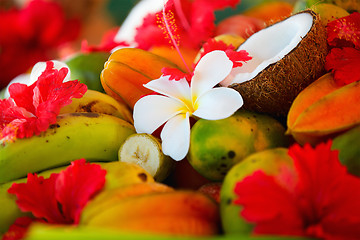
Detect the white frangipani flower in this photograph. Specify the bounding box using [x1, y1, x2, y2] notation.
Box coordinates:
[133, 50, 243, 161]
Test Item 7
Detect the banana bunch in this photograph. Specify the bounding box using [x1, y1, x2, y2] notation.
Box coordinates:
[0, 161, 155, 234]
[0, 90, 136, 184]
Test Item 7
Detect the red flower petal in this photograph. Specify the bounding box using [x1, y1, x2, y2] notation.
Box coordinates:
[233, 142, 360, 239]
[198, 38, 252, 68]
[7, 173, 65, 223]
[1, 61, 87, 142]
[55, 159, 107, 224]
[288, 142, 360, 239]
[7, 160, 106, 225]
[325, 47, 360, 86]
[234, 170, 304, 236]
[327, 12, 360, 49]
[1, 217, 36, 240]
[0, 0, 80, 88]
[161, 67, 192, 82]
[134, 0, 241, 50]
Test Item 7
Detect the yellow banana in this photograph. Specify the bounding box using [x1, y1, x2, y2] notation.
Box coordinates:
[60, 89, 133, 124]
[119, 133, 175, 182]
[0, 112, 135, 184]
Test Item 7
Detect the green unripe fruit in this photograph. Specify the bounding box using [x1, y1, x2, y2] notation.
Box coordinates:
[332, 125, 360, 177]
[65, 52, 110, 92]
[220, 148, 294, 234]
[187, 110, 289, 181]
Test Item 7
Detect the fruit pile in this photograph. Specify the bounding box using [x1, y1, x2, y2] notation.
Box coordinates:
[1, 0, 360, 239]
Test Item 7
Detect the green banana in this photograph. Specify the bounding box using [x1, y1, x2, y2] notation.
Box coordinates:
[59, 89, 134, 124]
[0, 112, 135, 184]
[0, 161, 153, 234]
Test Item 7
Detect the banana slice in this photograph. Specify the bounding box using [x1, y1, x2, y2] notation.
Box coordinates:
[119, 133, 175, 182]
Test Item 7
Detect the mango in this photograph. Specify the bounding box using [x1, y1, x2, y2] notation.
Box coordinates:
[307, 0, 360, 13]
[287, 73, 360, 145]
[101, 48, 184, 109]
[187, 110, 289, 181]
[332, 125, 360, 177]
[82, 190, 220, 236]
[311, 3, 349, 26]
[242, 1, 293, 24]
[220, 148, 294, 234]
[81, 182, 174, 224]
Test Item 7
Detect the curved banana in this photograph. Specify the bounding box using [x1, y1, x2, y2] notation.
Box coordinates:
[60, 89, 134, 124]
[0, 112, 135, 184]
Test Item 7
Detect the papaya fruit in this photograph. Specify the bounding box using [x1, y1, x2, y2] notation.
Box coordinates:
[82, 190, 220, 236]
[220, 148, 294, 234]
[101, 48, 184, 109]
[287, 73, 360, 145]
[332, 125, 360, 177]
[188, 110, 289, 181]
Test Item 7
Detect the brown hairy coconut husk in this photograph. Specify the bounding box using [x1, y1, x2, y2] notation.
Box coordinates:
[220, 10, 328, 120]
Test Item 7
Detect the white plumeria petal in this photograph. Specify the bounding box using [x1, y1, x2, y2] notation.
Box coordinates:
[193, 87, 243, 120]
[191, 50, 233, 103]
[144, 75, 191, 105]
[133, 94, 187, 134]
[160, 113, 190, 161]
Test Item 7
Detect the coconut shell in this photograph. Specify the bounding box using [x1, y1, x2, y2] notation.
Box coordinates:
[229, 10, 328, 120]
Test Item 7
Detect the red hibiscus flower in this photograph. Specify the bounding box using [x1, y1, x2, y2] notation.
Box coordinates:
[325, 47, 360, 86]
[0, 61, 87, 142]
[325, 12, 360, 86]
[327, 12, 360, 49]
[233, 142, 360, 240]
[134, 0, 241, 50]
[199, 38, 252, 68]
[3, 159, 106, 240]
[0, 0, 81, 89]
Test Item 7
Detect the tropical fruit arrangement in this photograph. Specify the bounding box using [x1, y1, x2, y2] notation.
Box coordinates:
[1, 0, 360, 239]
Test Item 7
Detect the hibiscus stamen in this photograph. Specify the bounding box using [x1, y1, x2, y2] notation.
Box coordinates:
[157, 1, 191, 74]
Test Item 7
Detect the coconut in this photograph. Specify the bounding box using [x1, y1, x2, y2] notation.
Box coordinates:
[220, 10, 328, 120]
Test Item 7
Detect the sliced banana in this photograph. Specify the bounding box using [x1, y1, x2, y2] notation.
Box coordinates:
[119, 133, 175, 182]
